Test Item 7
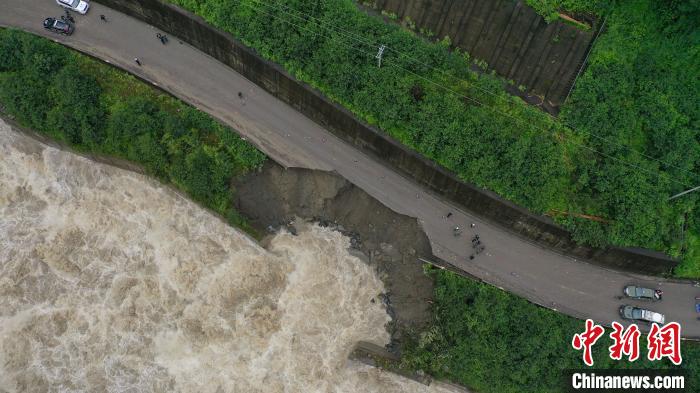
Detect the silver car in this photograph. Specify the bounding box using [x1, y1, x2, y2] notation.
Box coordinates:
[56, 0, 89, 14]
[620, 305, 665, 324]
[624, 285, 662, 301]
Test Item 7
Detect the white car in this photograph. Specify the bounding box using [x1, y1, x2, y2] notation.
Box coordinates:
[620, 305, 665, 324]
[56, 0, 89, 14]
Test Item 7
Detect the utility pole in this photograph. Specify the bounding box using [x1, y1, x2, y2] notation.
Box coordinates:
[669, 185, 700, 200]
[375, 44, 386, 68]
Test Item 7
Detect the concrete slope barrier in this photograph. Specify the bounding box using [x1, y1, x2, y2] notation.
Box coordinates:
[373, 0, 599, 109]
[93, 0, 677, 275]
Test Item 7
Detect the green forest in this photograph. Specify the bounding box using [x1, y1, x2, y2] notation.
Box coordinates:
[166, 0, 699, 276]
[1, 0, 698, 392]
[400, 267, 700, 393]
[557, 0, 700, 275]
[0, 28, 266, 230]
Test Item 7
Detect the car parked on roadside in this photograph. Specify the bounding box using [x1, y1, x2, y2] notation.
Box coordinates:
[620, 305, 665, 324]
[56, 0, 89, 14]
[43, 17, 74, 35]
[624, 285, 662, 301]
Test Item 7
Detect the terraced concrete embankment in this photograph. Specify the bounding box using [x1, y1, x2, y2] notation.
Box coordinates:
[372, 0, 599, 110]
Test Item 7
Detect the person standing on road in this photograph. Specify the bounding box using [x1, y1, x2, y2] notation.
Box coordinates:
[100, 14, 107, 22]
[134, 57, 142, 66]
[63, 9, 75, 24]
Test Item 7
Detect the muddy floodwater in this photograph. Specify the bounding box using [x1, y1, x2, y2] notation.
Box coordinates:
[0, 119, 457, 393]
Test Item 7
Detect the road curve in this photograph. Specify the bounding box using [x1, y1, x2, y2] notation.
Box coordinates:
[2, 0, 699, 338]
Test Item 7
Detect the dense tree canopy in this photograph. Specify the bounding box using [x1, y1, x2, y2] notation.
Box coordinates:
[0, 29, 266, 230]
[560, 0, 700, 273]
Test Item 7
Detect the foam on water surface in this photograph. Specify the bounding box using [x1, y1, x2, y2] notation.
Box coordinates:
[0, 120, 456, 393]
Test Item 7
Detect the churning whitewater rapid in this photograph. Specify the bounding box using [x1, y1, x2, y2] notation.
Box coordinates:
[0, 119, 457, 393]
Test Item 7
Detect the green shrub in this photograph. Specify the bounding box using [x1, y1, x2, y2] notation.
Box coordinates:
[401, 268, 700, 393]
[560, 0, 700, 273]
[0, 28, 266, 230]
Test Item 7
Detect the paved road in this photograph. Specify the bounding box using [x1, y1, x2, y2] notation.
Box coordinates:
[3, 0, 700, 338]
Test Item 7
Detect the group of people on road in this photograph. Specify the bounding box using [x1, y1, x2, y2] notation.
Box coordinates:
[449, 214, 484, 260]
[55, 10, 154, 69]
[59, 10, 106, 28]
[61, 9, 75, 23]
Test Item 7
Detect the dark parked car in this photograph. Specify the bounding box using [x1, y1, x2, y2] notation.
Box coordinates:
[624, 285, 662, 301]
[43, 17, 74, 35]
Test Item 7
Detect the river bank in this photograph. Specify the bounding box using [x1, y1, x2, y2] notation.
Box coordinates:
[1, 112, 438, 359]
[0, 117, 458, 393]
[233, 162, 436, 349]
[8, 115, 700, 393]
[3, 111, 438, 351]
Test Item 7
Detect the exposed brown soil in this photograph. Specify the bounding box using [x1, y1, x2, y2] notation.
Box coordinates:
[233, 162, 435, 350]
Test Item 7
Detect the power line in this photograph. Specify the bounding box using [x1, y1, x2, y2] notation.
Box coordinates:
[246, 0, 700, 182]
[237, 0, 695, 189]
[249, 0, 382, 49]
[239, 0, 692, 188]
[669, 186, 700, 200]
[379, 56, 691, 188]
[278, 1, 700, 180]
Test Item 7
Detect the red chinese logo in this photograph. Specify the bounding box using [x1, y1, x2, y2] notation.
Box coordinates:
[572, 319, 605, 366]
[609, 322, 640, 361]
[647, 322, 682, 365]
[573, 320, 682, 366]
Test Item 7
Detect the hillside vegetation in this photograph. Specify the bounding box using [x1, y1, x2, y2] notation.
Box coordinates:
[400, 267, 700, 393]
[1, 10, 697, 393]
[527, 0, 699, 275]
[167, 0, 699, 275]
[557, 0, 700, 276]
[0, 29, 266, 230]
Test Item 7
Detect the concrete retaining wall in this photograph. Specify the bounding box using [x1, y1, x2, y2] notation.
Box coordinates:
[93, 0, 677, 275]
[373, 0, 597, 109]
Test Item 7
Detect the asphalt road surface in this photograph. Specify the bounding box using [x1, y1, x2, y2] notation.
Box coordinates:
[2, 0, 700, 339]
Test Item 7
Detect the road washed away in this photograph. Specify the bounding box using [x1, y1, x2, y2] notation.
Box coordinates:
[0, 119, 457, 393]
